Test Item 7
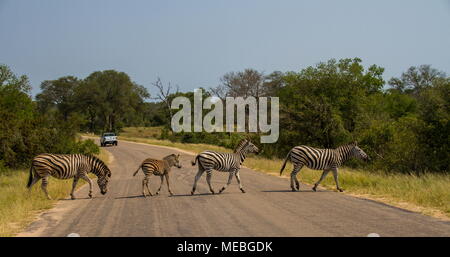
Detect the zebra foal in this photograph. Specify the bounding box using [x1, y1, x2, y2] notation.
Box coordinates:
[132, 154, 182, 197]
[280, 141, 369, 192]
[27, 154, 112, 200]
[191, 139, 259, 195]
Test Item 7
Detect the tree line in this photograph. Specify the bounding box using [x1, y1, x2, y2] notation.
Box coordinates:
[0, 58, 448, 175]
[154, 58, 449, 174]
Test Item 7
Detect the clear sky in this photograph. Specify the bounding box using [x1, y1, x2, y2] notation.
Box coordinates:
[1, 0, 449, 97]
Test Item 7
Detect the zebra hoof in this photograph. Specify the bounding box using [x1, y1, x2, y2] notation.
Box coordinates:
[191, 191, 194, 195]
[211, 190, 215, 195]
[291, 188, 296, 192]
[71, 195, 76, 200]
[88, 193, 92, 198]
[155, 192, 160, 195]
[338, 188, 344, 192]
[240, 189, 246, 193]
[312, 186, 317, 192]
[219, 187, 225, 194]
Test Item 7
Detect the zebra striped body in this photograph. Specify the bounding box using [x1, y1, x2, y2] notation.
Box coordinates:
[132, 154, 181, 197]
[191, 139, 259, 195]
[280, 142, 369, 192]
[27, 154, 111, 200]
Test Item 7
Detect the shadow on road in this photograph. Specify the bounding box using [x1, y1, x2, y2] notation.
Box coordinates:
[170, 193, 215, 197]
[115, 195, 145, 199]
[261, 189, 326, 193]
[59, 196, 98, 201]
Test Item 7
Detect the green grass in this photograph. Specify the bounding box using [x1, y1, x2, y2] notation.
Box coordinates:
[0, 149, 110, 237]
[111, 127, 450, 220]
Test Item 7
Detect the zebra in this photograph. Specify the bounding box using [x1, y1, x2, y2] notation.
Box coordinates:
[279, 141, 369, 192]
[27, 154, 112, 200]
[191, 139, 259, 195]
[132, 154, 182, 197]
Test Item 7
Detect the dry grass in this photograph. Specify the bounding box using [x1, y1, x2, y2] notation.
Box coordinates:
[120, 126, 163, 139]
[114, 127, 450, 220]
[0, 149, 110, 237]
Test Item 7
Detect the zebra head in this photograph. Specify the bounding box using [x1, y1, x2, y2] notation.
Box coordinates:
[350, 142, 370, 161]
[96, 163, 111, 195]
[242, 140, 260, 155]
[164, 154, 182, 169]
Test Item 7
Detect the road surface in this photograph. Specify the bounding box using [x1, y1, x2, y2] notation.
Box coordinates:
[18, 139, 450, 237]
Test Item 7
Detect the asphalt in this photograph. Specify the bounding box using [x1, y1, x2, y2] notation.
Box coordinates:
[18, 139, 450, 237]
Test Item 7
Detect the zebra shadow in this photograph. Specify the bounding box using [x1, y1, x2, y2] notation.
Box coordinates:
[170, 193, 216, 197]
[115, 195, 146, 199]
[261, 189, 327, 193]
[60, 196, 99, 201]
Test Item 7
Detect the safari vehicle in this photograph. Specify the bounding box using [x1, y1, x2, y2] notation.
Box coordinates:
[100, 132, 118, 147]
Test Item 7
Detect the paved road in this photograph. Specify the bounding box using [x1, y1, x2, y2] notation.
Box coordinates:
[18, 140, 450, 237]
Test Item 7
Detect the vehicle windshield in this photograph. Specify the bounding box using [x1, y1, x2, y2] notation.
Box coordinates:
[103, 133, 115, 137]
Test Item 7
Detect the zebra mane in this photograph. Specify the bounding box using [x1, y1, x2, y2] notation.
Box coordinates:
[163, 154, 177, 160]
[233, 139, 249, 153]
[88, 154, 109, 176]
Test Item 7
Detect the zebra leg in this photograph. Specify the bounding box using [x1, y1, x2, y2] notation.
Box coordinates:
[191, 168, 205, 195]
[235, 171, 245, 193]
[80, 174, 93, 198]
[312, 169, 330, 192]
[206, 170, 215, 194]
[28, 175, 41, 190]
[165, 174, 173, 196]
[156, 176, 164, 195]
[294, 165, 303, 190]
[41, 176, 51, 200]
[219, 171, 235, 194]
[290, 164, 302, 191]
[145, 175, 153, 196]
[142, 175, 153, 197]
[332, 168, 343, 192]
[70, 177, 80, 200]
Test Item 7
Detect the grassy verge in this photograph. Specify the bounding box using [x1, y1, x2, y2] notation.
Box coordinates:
[0, 149, 110, 237]
[109, 127, 450, 220]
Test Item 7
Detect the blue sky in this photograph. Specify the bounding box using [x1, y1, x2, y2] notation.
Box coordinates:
[1, 0, 449, 97]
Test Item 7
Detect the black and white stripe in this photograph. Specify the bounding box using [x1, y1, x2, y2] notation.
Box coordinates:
[27, 154, 112, 199]
[191, 139, 259, 195]
[280, 142, 369, 192]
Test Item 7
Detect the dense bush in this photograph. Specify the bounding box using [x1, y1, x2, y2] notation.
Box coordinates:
[0, 65, 99, 169]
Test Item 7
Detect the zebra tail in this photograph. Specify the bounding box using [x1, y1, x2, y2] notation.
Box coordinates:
[26, 165, 34, 188]
[132, 166, 141, 176]
[279, 150, 292, 176]
[191, 155, 198, 166]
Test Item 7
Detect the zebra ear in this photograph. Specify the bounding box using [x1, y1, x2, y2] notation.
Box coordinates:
[352, 141, 358, 146]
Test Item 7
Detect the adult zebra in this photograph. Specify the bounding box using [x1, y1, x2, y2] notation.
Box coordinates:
[280, 142, 369, 192]
[191, 139, 259, 195]
[27, 154, 112, 200]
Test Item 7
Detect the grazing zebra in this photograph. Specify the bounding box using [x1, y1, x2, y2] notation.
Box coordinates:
[191, 139, 259, 195]
[280, 142, 369, 192]
[132, 154, 182, 197]
[27, 154, 112, 200]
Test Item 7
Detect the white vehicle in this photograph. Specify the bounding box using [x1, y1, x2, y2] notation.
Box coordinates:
[100, 132, 118, 147]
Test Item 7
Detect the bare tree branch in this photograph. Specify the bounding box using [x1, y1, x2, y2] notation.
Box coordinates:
[151, 77, 175, 120]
